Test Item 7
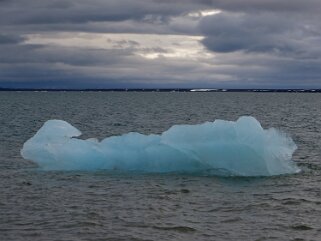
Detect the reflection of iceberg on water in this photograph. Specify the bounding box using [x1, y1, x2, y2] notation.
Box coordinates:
[21, 116, 300, 176]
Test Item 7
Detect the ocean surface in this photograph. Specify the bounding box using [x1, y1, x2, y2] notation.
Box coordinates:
[0, 92, 320, 241]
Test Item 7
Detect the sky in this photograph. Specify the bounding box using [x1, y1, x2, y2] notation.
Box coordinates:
[1, 0, 321, 89]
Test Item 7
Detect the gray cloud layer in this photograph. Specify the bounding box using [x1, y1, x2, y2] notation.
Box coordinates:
[200, 12, 321, 55]
[1, 0, 321, 88]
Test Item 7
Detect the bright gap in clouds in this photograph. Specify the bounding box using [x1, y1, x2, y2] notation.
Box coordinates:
[188, 9, 221, 18]
[24, 33, 212, 60]
[201, 9, 221, 16]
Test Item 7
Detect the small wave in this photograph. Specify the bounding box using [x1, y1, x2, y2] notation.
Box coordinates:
[21, 116, 300, 176]
[291, 224, 314, 231]
[152, 225, 196, 232]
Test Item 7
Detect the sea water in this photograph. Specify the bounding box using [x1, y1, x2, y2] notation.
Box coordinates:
[1, 92, 320, 241]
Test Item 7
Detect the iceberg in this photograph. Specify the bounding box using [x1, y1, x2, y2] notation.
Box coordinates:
[21, 116, 300, 176]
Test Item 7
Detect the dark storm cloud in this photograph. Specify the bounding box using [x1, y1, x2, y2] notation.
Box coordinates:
[195, 0, 321, 88]
[0, 0, 321, 88]
[199, 12, 321, 54]
[0, 0, 209, 37]
[0, 0, 209, 25]
[0, 43, 134, 66]
[1, 0, 320, 27]
[0, 34, 26, 44]
[208, 0, 321, 12]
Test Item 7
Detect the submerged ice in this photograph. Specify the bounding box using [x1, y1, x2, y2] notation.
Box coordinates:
[21, 116, 300, 176]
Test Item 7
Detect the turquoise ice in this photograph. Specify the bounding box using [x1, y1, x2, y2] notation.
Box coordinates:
[21, 116, 300, 176]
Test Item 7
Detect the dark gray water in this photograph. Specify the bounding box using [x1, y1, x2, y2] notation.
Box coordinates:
[1, 92, 320, 241]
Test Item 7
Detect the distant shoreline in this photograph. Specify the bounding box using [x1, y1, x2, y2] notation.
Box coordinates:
[1, 88, 321, 93]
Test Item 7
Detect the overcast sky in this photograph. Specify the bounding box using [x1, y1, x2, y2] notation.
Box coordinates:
[1, 0, 321, 89]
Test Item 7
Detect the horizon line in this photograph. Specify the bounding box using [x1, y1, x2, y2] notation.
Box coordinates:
[1, 87, 321, 93]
